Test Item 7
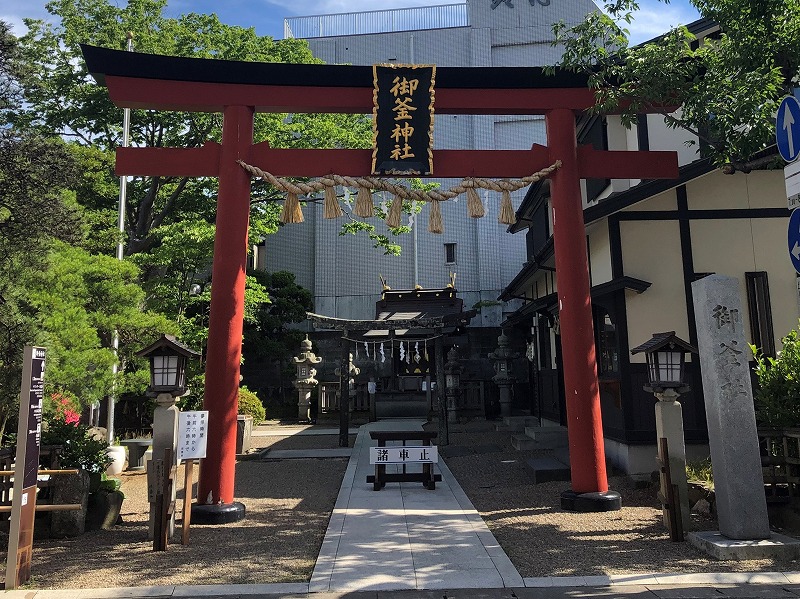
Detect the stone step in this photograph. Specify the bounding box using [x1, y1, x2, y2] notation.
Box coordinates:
[496, 416, 539, 433]
[552, 446, 571, 465]
[525, 426, 569, 448]
[526, 456, 572, 484]
[511, 434, 539, 451]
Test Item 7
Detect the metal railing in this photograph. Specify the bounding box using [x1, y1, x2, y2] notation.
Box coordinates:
[284, 4, 468, 39]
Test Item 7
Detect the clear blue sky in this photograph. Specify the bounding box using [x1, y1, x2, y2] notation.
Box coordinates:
[3, 0, 700, 48]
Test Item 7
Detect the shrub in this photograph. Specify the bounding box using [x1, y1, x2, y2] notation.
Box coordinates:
[99, 475, 123, 496]
[686, 458, 714, 489]
[237, 386, 266, 423]
[751, 321, 800, 428]
[41, 395, 111, 474]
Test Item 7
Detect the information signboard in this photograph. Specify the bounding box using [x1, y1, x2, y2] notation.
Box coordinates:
[787, 160, 800, 210]
[177, 410, 209, 460]
[5, 346, 46, 589]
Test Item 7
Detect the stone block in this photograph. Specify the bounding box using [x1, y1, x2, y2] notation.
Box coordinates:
[511, 434, 538, 451]
[49, 469, 89, 538]
[525, 456, 571, 483]
[525, 426, 569, 448]
[688, 530, 800, 560]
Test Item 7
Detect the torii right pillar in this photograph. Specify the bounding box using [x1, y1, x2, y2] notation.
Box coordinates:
[546, 108, 620, 512]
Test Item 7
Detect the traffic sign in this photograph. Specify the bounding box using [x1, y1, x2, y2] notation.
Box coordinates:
[789, 208, 800, 273]
[777, 95, 800, 162]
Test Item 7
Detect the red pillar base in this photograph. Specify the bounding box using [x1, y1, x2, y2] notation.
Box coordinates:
[191, 501, 246, 525]
[560, 489, 621, 512]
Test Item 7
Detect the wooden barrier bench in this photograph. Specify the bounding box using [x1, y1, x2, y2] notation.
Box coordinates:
[367, 431, 441, 491]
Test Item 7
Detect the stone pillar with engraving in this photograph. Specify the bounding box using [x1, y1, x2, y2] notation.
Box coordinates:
[691, 275, 770, 540]
[294, 336, 322, 422]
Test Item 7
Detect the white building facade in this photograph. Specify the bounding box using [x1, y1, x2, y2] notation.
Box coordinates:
[260, 0, 598, 325]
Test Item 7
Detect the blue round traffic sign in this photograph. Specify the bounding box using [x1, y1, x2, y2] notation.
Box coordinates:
[789, 208, 800, 274]
[777, 96, 800, 162]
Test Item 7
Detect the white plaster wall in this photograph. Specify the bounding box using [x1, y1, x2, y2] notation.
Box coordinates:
[687, 170, 751, 211]
[646, 111, 699, 167]
[745, 170, 789, 209]
[620, 219, 689, 362]
[621, 188, 677, 212]
[605, 115, 632, 193]
[588, 222, 613, 286]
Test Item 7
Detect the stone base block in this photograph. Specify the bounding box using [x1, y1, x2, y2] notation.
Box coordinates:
[688, 530, 800, 560]
[561, 489, 622, 512]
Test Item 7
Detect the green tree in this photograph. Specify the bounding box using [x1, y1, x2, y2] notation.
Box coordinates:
[11, 0, 374, 260]
[242, 270, 313, 397]
[26, 242, 173, 410]
[550, 0, 800, 171]
[0, 21, 86, 438]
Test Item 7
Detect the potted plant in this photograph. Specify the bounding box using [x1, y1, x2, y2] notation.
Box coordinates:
[106, 443, 126, 476]
[237, 386, 265, 454]
[86, 475, 125, 530]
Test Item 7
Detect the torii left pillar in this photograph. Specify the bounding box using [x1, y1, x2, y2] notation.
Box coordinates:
[192, 105, 254, 524]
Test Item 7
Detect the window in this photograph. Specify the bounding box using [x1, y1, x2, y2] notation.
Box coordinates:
[444, 243, 457, 264]
[746, 271, 775, 357]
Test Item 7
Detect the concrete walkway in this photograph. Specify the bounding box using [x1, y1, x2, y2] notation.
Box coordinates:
[309, 419, 523, 592]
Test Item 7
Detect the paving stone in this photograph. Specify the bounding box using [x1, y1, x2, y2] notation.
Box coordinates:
[440, 445, 501, 458]
[648, 585, 725, 598]
[715, 586, 798, 598]
[516, 586, 657, 599]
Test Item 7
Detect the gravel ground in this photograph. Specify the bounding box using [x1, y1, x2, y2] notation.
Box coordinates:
[437, 420, 800, 577]
[3, 426, 348, 589]
[5, 418, 800, 589]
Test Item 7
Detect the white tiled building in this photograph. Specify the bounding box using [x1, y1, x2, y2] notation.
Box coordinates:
[259, 0, 599, 325]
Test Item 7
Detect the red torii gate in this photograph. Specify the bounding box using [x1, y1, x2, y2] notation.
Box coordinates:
[82, 45, 678, 520]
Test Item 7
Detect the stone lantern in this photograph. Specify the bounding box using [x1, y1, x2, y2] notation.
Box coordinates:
[631, 331, 698, 537]
[489, 331, 518, 417]
[444, 346, 463, 423]
[294, 336, 322, 422]
[135, 334, 199, 540]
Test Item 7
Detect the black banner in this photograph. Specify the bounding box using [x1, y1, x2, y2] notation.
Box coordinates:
[372, 64, 435, 176]
[23, 347, 45, 489]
